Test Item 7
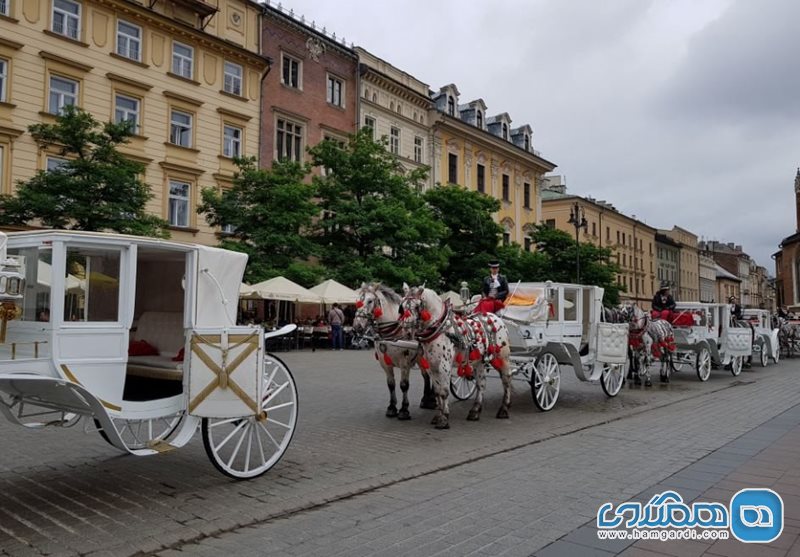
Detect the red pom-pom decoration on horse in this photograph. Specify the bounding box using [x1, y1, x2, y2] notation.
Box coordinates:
[373, 307, 383, 318]
[420, 309, 432, 322]
[356, 300, 364, 309]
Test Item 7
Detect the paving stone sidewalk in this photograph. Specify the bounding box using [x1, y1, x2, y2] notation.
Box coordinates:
[152, 368, 800, 557]
[537, 404, 800, 557]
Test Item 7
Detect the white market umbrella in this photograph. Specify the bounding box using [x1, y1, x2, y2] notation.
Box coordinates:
[250, 276, 322, 304]
[309, 279, 358, 305]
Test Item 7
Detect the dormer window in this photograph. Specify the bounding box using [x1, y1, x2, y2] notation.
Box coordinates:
[476, 111, 483, 129]
[447, 96, 455, 116]
[502, 123, 508, 140]
[524, 134, 530, 151]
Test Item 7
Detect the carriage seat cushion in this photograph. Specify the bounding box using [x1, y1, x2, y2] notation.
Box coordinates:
[129, 339, 159, 356]
[133, 311, 185, 357]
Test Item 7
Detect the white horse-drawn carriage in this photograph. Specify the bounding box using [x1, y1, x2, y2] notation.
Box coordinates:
[498, 282, 629, 411]
[0, 231, 298, 479]
[669, 302, 752, 381]
[741, 308, 780, 367]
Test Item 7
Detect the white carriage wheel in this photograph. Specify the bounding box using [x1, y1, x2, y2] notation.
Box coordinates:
[760, 343, 769, 367]
[696, 347, 712, 382]
[773, 346, 780, 364]
[450, 373, 476, 401]
[95, 413, 183, 450]
[600, 362, 625, 398]
[531, 352, 560, 411]
[730, 355, 742, 377]
[202, 354, 298, 480]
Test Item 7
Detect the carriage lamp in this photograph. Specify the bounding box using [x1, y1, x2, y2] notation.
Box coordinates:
[460, 282, 470, 305]
[0, 256, 23, 343]
[567, 202, 589, 283]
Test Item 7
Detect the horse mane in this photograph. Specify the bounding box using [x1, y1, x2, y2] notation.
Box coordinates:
[375, 283, 403, 306]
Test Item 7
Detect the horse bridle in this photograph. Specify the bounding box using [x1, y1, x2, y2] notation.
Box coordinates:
[356, 290, 403, 340]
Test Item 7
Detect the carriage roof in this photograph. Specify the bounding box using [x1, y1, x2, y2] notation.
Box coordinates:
[674, 302, 727, 309]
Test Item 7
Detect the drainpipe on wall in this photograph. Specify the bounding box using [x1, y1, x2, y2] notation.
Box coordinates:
[257, 6, 272, 168]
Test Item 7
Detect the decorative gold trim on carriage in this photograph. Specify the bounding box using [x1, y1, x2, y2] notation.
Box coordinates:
[59, 364, 123, 412]
[187, 333, 259, 414]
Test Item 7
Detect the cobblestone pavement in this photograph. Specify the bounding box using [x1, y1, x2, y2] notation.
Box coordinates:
[0, 349, 798, 556]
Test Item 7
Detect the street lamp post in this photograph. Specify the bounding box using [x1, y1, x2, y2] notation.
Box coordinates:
[567, 201, 588, 283]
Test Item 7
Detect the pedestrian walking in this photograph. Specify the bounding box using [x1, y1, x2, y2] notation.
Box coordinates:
[328, 303, 345, 350]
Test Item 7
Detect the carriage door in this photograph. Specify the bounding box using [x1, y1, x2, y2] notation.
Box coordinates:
[53, 243, 133, 410]
[561, 287, 582, 351]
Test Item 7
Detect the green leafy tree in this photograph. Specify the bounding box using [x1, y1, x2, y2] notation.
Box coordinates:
[0, 105, 168, 237]
[424, 183, 505, 290]
[530, 224, 624, 305]
[309, 131, 449, 287]
[198, 158, 319, 284]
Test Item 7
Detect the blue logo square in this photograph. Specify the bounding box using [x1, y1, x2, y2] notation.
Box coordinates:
[730, 488, 783, 543]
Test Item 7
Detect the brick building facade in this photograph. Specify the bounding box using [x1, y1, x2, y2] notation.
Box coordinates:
[775, 169, 800, 310]
[260, 5, 358, 168]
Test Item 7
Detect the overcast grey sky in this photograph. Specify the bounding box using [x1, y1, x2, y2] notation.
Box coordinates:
[281, 0, 798, 270]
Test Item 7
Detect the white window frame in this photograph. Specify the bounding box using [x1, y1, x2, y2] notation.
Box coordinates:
[389, 126, 400, 155]
[364, 116, 375, 138]
[281, 54, 301, 89]
[48, 75, 78, 114]
[169, 109, 192, 148]
[223, 61, 243, 96]
[326, 74, 343, 107]
[168, 180, 190, 228]
[171, 41, 193, 79]
[413, 136, 423, 163]
[114, 93, 140, 133]
[52, 0, 80, 40]
[116, 20, 141, 62]
[275, 117, 303, 162]
[223, 124, 242, 158]
[0, 59, 6, 102]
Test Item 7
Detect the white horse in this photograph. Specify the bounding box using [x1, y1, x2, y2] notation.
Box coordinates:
[400, 284, 513, 429]
[621, 304, 675, 386]
[353, 283, 435, 420]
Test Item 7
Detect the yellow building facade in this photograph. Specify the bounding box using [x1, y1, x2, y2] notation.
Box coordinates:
[0, 0, 267, 244]
[429, 85, 556, 247]
[661, 226, 700, 301]
[541, 193, 657, 305]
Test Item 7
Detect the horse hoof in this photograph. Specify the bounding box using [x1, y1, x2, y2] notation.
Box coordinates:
[467, 410, 481, 421]
[645, 379, 653, 387]
[386, 406, 398, 418]
[496, 407, 509, 419]
[430, 415, 441, 426]
[435, 420, 450, 430]
[634, 377, 642, 386]
[397, 409, 411, 421]
[419, 398, 437, 410]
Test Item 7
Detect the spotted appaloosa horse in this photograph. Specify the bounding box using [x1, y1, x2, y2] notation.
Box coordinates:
[400, 284, 513, 430]
[621, 304, 675, 386]
[353, 283, 435, 420]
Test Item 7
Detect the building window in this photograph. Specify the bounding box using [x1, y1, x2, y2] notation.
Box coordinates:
[447, 96, 454, 116]
[223, 124, 242, 158]
[616, 230, 620, 244]
[546, 219, 555, 229]
[46, 156, 68, 171]
[0, 59, 6, 102]
[364, 116, 375, 138]
[223, 61, 243, 96]
[414, 136, 423, 163]
[476, 110, 482, 129]
[606, 227, 610, 241]
[448, 153, 457, 184]
[169, 109, 192, 147]
[114, 94, 140, 133]
[276, 118, 303, 162]
[282, 54, 300, 89]
[327, 75, 343, 107]
[49, 75, 78, 114]
[168, 180, 190, 228]
[502, 174, 510, 202]
[52, 0, 80, 40]
[0, 0, 7, 16]
[524, 237, 532, 252]
[116, 20, 141, 62]
[502, 231, 510, 246]
[477, 163, 485, 193]
[524, 134, 530, 151]
[592, 222, 596, 236]
[523, 182, 530, 208]
[502, 123, 508, 140]
[389, 126, 399, 155]
[172, 41, 193, 79]
[371, 92, 377, 103]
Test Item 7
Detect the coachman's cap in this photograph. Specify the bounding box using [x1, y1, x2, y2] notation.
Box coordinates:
[488, 260, 500, 268]
[659, 281, 670, 290]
